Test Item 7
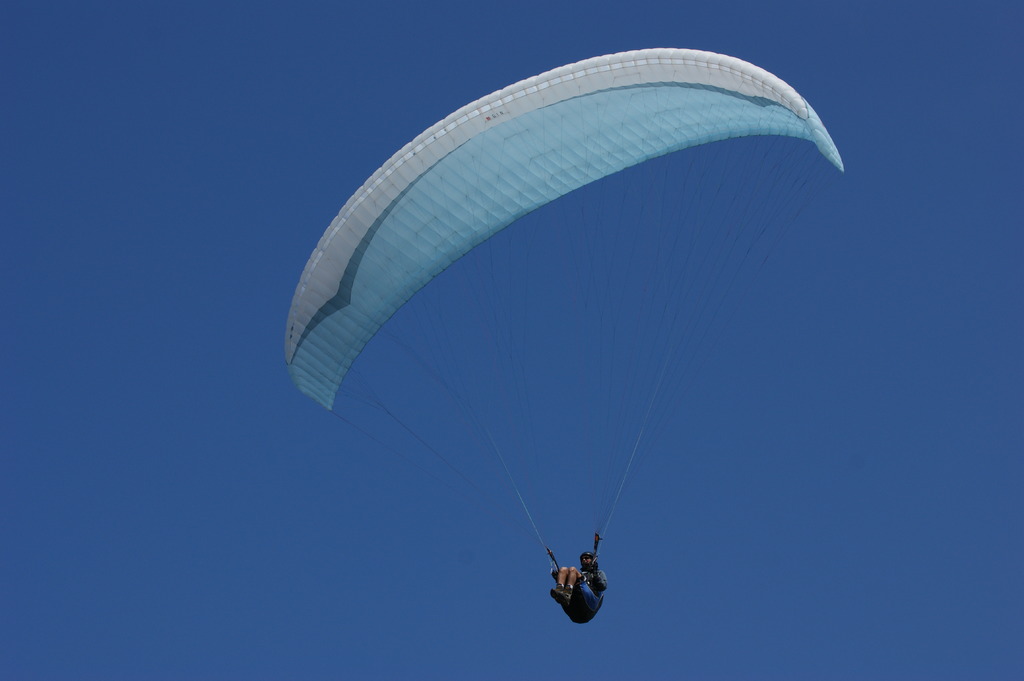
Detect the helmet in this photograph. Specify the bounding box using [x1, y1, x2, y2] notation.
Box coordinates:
[580, 551, 596, 562]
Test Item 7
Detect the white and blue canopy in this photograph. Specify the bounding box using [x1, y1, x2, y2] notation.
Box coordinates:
[286, 48, 843, 408]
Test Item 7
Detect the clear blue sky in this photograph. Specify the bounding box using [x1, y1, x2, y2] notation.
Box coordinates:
[3, 1, 1021, 680]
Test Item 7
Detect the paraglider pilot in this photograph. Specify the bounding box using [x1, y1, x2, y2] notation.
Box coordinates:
[550, 551, 607, 623]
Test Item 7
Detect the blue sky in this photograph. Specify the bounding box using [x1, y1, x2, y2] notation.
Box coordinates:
[3, 1, 1021, 680]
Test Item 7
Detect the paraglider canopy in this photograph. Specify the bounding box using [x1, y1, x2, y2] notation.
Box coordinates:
[285, 48, 842, 409]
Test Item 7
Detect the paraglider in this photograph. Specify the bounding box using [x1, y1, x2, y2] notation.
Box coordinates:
[549, 535, 608, 623]
[285, 48, 842, 621]
[285, 48, 841, 407]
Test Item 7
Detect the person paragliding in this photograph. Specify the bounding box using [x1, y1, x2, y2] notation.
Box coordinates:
[548, 537, 607, 623]
[284, 49, 843, 615]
